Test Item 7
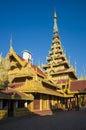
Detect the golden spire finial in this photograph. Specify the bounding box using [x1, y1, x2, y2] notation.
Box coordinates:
[54, 7, 57, 19]
[54, 11, 57, 19]
[9, 33, 14, 52]
[53, 9, 58, 35]
[10, 33, 12, 47]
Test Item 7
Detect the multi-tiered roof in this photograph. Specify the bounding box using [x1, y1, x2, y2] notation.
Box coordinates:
[42, 12, 77, 86]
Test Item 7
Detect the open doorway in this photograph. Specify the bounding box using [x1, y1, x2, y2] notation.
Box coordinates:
[8, 100, 14, 117]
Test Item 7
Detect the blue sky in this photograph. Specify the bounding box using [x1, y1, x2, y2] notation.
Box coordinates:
[0, 0, 86, 77]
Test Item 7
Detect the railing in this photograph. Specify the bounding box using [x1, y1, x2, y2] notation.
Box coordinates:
[14, 108, 30, 117]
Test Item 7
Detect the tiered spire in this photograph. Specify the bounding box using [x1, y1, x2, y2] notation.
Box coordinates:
[42, 11, 77, 86]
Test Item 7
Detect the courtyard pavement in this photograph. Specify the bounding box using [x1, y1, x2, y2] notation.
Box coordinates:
[0, 108, 86, 130]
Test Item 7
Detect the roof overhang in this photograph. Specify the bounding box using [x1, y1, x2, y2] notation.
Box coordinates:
[0, 89, 34, 100]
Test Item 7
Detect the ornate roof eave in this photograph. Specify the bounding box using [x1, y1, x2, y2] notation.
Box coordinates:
[46, 54, 66, 62]
[0, 88, 34, 100]
[56, 85, 74, 98]
[8, 82, 25, 89]
[0, 91, 12, 99]
[37, 71, 46, 78]
[42, 79, 59, 89]
[51, 61, 70, 68]
[55, 54, 66, 59]
[9, 66, 34, 77]
[18, 86, 63, 97]
[78, 90, 86, 94]
[15, 79, 40, 93]
[12, 53, 27, 67]
[36, 89, 63, 97]
[15, 79, 64, 97]
[42, 64, 50, 69]
[8, 66, 35, 83]
[58, 60, 70, 67]
[63, 93, 74, 98]
[50, 70, 69, 75]
[68, 89, 86, 95]
[56, 81, 69, 86]
[42, 60, 70, 69]
[46, 56, 52, 61]
[34, 83, 64, 97]
[51, 69, 77, 79]
[68, 69, 77, 79]
[7, 46, 27, 67]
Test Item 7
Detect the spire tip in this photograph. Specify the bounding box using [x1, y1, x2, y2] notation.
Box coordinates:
[10, 33, 12, 48]
[54, 11, 57, 19]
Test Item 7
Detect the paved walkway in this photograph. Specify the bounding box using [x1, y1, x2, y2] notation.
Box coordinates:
[0, 108, 86, 130]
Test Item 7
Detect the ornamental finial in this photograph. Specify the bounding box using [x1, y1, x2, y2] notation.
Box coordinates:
[53, 11, 58, 36]
[54, 11, 57, 19]
[10, 33, 12, 48]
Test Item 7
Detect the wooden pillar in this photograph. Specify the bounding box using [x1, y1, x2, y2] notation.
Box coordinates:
[28, 101, 33, 112]
[51, 96, 54, 108]
[75, 95, 78, 106]
[57, 97, 61, 109]
[40, 94, 42, 111]
[46, 95, 49, 110]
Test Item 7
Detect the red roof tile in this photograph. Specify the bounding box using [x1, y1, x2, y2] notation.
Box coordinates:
[18, 55, 25, 61]
[0, 89, 14, 95]
[70, 80, 86, 92]
[8, 82, 25, 88]
[54, 79, 69, 84]
[0, 89, 27, 97]
[57, 68, 67, 72]
[46, 87, 63, 95]
[31, 65, 46, 77]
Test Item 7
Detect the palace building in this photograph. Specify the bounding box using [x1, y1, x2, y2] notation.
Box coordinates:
[0, 11, 86, 119]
